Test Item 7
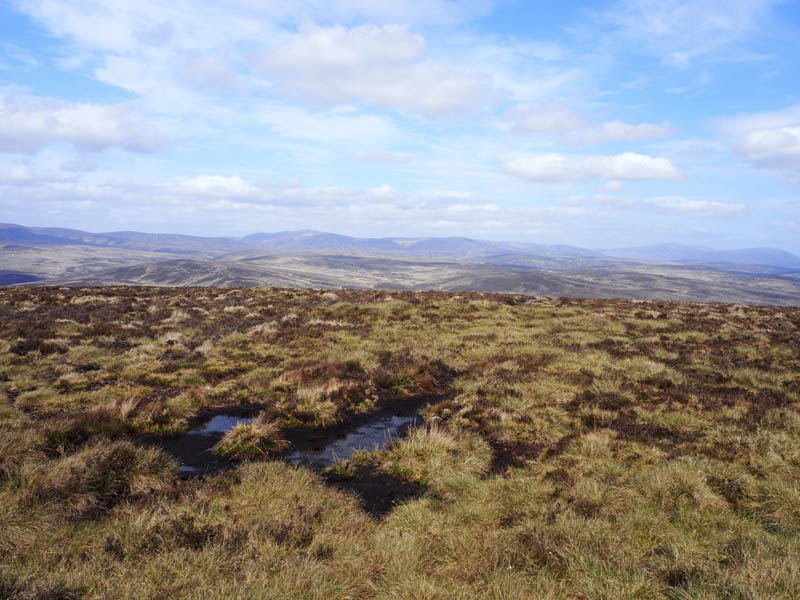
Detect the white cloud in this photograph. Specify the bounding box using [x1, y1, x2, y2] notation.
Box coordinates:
[503, 103, 584, 133]
[653, 138, 723, 158]
[60, 159, 98, 173]
[599, 180, 624, 192]
[0, 94, 166, 153]
[567, 121, 674, 144]
[0, 164, 36, 184]
[719, 104, 800, 175]
[267, 24, 427, 69]
[603, 0, 782, 66]
[182, 54, 244, 92]
[255, 104, 401, 143]
[564, 193, 745, 216]
[644, 197, 745, 216]
[503, 152, 682, 182]
[736, 128, 800, 170]
[258, 24, 494, 116]
[168, 175, 262, 197]
[0, 171, 592, 238]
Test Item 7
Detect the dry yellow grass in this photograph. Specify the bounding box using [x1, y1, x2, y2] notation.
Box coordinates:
[0, 286, 799, 598]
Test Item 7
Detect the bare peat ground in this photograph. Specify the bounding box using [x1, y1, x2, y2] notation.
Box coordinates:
[1, 286, 799, 599]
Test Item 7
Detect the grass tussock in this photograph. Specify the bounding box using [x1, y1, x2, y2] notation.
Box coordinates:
[20, 440, 176, 517]
[212, 412, 288, 459]
[0, 286, 799, 598]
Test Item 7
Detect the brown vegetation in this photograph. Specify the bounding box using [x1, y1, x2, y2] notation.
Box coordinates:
[1, 286, 799, 598]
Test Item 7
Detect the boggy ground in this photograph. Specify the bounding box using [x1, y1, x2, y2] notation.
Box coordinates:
[0, 286, 799, 599]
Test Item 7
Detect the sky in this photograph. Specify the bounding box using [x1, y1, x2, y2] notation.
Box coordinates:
[1, 0, 799, 251]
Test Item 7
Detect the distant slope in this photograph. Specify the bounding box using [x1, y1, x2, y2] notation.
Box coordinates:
[0, 243, 191, 281]
[0, 224, 74, 245]
[5, 223, 799, 269]
[0, 270, 41, 285]
[32, 252, 800, 305]
[1, 223, 247, 255]
[244, 231, 404, 254]
[606, 243, 800, 269]
[43, 259, 334, 288]
[244, 231, 602, 260]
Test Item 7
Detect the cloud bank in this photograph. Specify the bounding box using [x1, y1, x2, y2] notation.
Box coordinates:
[503, 152, 682, 182]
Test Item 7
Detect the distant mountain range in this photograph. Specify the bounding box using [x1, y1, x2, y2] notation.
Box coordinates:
[3, 223, 799, 269]
[2, 223, 799, 304]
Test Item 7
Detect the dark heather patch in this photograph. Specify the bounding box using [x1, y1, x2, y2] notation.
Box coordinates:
[0, 573, 84, 600]
[587, 338, 640, 359]
[783, 378, 800, 395]
[664, 566, 693, 589]
[596, 411, 701, 454]
[323, 464, 427, 518]
[567, 389, 632, 412]
[9, 339, 66, 356]
[488, 438, 544, 473]
[739, 388, 795, 429]
[544, 432, 582, 458]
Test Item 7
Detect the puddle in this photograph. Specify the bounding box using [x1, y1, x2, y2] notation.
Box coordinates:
[152, 414, 258, 476]
[284, 413, 421, 469]
[196, 414, 255, 435]
[146, 398, 431, 477]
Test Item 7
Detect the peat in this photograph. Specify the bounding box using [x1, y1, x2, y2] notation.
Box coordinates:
[143, 395, 438, 477]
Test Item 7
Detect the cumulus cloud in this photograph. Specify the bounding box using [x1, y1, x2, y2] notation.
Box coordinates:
[503, 152, 682, 182]
[167, 175, 262, 197]
[736, 128, 800, 169]
[719, 104, 800, 175]
[564, 193, 745, 216]
[0, 94, 166, 153]
[603, 0, 782, 66]
[258, 24, 494, 116]
[503, 103, 584, 133]
[567, 121, 674, 144]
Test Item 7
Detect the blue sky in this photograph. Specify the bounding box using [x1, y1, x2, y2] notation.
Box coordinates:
[1, 0, 799, 251]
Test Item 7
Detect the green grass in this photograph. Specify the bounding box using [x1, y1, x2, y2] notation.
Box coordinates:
[0, 286, 799, 598]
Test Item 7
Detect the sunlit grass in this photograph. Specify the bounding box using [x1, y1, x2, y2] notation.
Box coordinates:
[0, 287, 798, 598]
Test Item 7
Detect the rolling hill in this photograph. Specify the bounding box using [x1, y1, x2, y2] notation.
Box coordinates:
[3, 223, 800, 304]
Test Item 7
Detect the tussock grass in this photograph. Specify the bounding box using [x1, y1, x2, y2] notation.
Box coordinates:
[1, 287, 799, 598]
[212, 413, 288, 459]
[19, 440, 176, 517]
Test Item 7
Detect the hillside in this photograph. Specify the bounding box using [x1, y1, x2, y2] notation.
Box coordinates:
[26, 251, 800, 306]
[4, 223, 800, 305]
[4, 222, 800, 268]
[606, 243, 800, 270]
[1, 286, 799, 599]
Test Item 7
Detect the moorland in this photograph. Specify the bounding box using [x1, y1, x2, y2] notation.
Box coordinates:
[3, 223, 800, 305]
[1, 285, 799, 599]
